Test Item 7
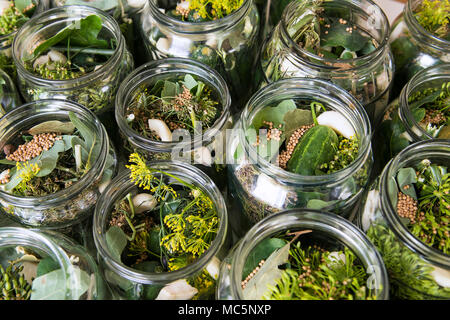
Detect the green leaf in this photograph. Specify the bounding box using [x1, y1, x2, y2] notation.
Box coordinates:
[31, 267, 90, 300]
[68, 111, 93, 149]
[242, 242, 291, 299]
[396, 167, 418, 200]
[242, 237, 288, 280]
[161, 80, 177, 104]
[160, 199, 183, 218]
[28, 121, 75, 135]
[307, 199, 339, 210]
[64, 0, 118, 11]
[14, 0, 33, 12]
[283, 109, 314, 141]
[251, 99, 297, 130]
[182, 74, 198, 90]
[106, 226, 128, 262]
[321, 21, 369, 52]
[68, 15, 108, 48]
[36, 257, 60, 277]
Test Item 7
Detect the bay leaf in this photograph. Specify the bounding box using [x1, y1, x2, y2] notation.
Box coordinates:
[251, 99, 297, 130]
[242, 242, 291, 300]
[396, 167, 417, 200]
[283, 109, 314, 141]
[320, 21, 369, 52]
[106, 226, 128, 262]
[36, 257, 60, 277]
[28, 121, 75, 135]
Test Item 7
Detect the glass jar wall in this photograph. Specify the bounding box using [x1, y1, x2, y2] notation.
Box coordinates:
[375, 63, 450, 170]
[389, 0, 450, 98]
[227, 78, 373, 238]
[115, 57, 233, 189]
[0, 227, 108, 300]
[258, 0, 393, 126]
[357, 140, 450, 299]
[0, 68, 21, 117]
[139, 0, 260, 109]
[93, 161, 230, 300]
[12, 5, 134, 118]
[0, 99, 118, 228]
[217, 209, 389, 300]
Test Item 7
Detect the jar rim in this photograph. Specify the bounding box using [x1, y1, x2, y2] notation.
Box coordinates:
[404, 0, 450, 51]
[279, 0, 391, 71]
[147, 0, 252, 33]
[0, 99, 109, 207]
[115, 57, 231, 154]
[92, 160, 228, 285]
[238, 77, 372, 185]
[12, 5, 125, 87]
[380, 140, 450, 268]
[227, 209, 389, 300]
[399, 63, 450, 140]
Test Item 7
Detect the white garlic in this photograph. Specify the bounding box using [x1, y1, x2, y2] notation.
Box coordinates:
[132, 193, 157, 214]
[176, 0, 190, 11]
[48, 50, 67, 64]
[194, 146, 213, 166]
[155, 37, 171, 55]
[148, 119, 172, 142]
[155, 279, 198, 300]
[33, 54, 50, 69]
[361, 189, 380, 231]
[127, 0, 147, 8]
[206, 257, 221, 280]
[327, 251, 346, 268]
[98, 178, 111, 194]
[317, 111, 356, 139]
[431, 266, 450, 288]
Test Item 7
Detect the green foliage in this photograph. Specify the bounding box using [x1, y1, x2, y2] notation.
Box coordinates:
[187, 0, 244, 20]
[415, 0, 450, 39]
[0, 263, 32, 300]
[318, 136, 360, 174]
[0, 0, 34, 36]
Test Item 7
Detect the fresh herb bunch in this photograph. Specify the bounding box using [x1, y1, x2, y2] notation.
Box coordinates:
[392, 160, 450, 254]
[0, 112, 112, 197]
[241, 231, 377, 300]
[0, 245, 94, 300]
[24, 14, 116, 80]
[167, 0, 244, 22]
[126, 74, 221, 140]
[105, 153, 220, 300]
[415, 0, 450, 39]
[0, 0, 36, 36]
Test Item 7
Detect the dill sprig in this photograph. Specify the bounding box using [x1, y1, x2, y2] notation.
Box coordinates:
[415, 0, 450, 39]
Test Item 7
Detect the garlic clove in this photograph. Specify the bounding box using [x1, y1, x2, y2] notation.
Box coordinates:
[132, 193, 157, 214]
[155, 279, 198, 300]
[206, 257, 221, 280]
[148, 119, 172, 142]
[48, 50, 67, 64]
[431, 266, 450, 288]
[33, 54, 50, 69]
[317, 111, 356, 139]
[194, 146, 213, 166]
[156, 37, 171, 55]
[327, 251, 346, 268]
[98, 178, 111, 194]
[128, 0, 147, 8]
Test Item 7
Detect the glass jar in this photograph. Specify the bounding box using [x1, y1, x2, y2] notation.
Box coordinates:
[0, 68, 21, 118]
[227, 78, 373, 238]
[389, 0, 450, 98]
[0, 99, 118, 229]
[375, 63, 450, 170]
[0, 0, 49, 80]
[115, 57, 233, 190]
[217, 208, 389, 300]
[93, 161, 230, 300]
[258, 0, 394, 127]
[139, 0, 260, 109]
[357, 140, 450, 299]
[12, 5, 134, 119]
[0, 227, 108, 300]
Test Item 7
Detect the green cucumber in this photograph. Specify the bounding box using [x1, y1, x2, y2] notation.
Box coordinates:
[286, 125, 338, 175]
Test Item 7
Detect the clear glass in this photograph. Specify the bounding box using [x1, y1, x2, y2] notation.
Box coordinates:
[389, 0, 450, 98]
[227, 78, 373, 238]
[258, 0, 394, 126]
[115, 57, 233, 189]
[0, 99, 118, 228]
[0, 68, 21, 118]
[0, 227, 108, 300]
[93, 161, 230, 300]
[217, 208, 389, 300]
[139, 0, 260, 108]
[357, 140, 450, 299]
[375, 63, 450, 170]
[12, 5, 134, 116]
[0, 0, 49, 80]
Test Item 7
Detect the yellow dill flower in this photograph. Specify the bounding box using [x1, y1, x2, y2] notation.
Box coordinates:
[164, 213, 186, 233]
[161, 231, 187, 253]
[14, 161, 40, 194]
[415, 0, 450, 38]
[186, 237, 209, 256]
[168, 256, 190, 271]
[189, 0, 244, 19]
[186, 215, 208, 236]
